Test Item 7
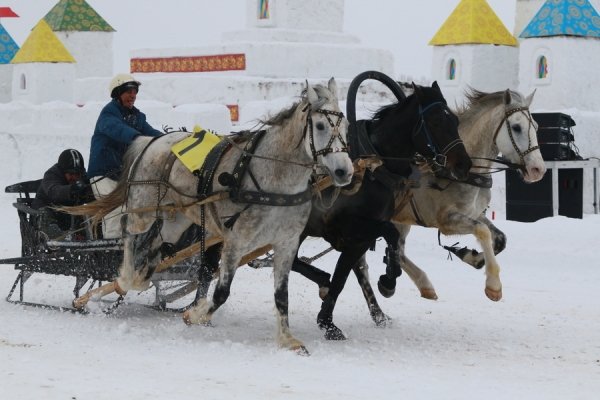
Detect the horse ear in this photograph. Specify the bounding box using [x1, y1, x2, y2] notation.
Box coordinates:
[306, 80, 319, 107]
[328, 77, 338, 98]
[412, 82, 423, 101]
[503, 89, 512, 105]
[431, 81, 441, 92]
[525, 89, 536, 107]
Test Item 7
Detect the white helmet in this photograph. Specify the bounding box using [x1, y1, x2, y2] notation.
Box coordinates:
[109, 73, 141, 98]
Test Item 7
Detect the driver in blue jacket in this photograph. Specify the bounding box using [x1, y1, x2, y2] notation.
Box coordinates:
[87, 73, 162, 238]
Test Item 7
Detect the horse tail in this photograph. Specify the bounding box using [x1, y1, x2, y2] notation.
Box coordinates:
[58, 136, 153, 225]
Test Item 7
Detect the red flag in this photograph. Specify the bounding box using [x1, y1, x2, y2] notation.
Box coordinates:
[0, 7, 19, 18]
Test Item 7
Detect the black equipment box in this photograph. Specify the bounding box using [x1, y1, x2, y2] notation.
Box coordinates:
[532, 112, 576, 128]
[536, 127, 574, 144]
[539, 143, 573, 161]
[531, 112, 578, 161]
[506, 168, 583, 222]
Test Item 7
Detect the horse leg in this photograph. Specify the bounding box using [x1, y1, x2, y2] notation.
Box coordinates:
[475, 222, 503, 301]
[400, 256, 438, 300]
[117, 218, 164, 292]
[292, 257, 331, 300]
[381, 223, 437, 300]
[442, 212, 502, 301]
[273, 241, 308, 354]
[352, 254, 391, 327]
[183, 243, 242, 326]
[190, 244, 222, 305]
[444, 214, 507, 270]
[317, 243, 370, 340]
[375, 222, 403, 298]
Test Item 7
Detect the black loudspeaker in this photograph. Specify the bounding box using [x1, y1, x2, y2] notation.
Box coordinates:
[506, 170, 552, 222]
[536, 127, 574, 144]
[531, 113, 578, 161]
[531, 112, 575, 128]
[506, 168, 583, 222]
[558, 168, 583, 219]
[539, 143, 572, 161]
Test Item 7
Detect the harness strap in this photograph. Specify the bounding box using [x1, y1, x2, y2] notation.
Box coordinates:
[224, 130, 313, 207]
[433, 170, 493, 189]
[409, 196, 427, 227]
[197, 139, 232, 197]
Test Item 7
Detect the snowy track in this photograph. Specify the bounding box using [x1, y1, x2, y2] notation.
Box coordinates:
[1, 197, 599, 399]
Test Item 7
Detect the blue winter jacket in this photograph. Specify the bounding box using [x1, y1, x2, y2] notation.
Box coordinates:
[87, 99, 162, 179]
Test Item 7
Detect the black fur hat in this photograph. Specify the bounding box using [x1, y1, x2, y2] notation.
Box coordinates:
[58, 149, 85, 174]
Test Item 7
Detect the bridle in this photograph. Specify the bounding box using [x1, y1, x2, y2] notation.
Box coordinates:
[413, 101, 464, 170]
[303, 105, 349, 162]
[492, 106, 539, 168]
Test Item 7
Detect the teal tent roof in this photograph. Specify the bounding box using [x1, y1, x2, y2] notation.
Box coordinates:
[520, 0, 600, 38]
[0, 23, 19, 64]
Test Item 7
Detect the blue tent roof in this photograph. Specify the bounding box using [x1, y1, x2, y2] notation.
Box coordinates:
[520, 0, 600, 38]
[0, 23, 19, 64]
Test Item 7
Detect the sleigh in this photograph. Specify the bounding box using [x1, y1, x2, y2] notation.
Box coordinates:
[0, 150, 379, 313]
[0, 179, 239, 312]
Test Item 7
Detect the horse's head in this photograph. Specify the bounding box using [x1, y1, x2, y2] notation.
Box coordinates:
[303, 78, 353, 186]
[494, 90, 546, 183]
[411, 82, 472, 181]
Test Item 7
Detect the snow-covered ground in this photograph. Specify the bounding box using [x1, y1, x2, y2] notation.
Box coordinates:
[0, 189, 599, 399]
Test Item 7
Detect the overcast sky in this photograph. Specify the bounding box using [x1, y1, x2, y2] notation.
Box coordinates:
[0, 0, 515, 80]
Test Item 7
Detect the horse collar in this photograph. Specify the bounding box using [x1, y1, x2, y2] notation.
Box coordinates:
[220, 130, 313, 207]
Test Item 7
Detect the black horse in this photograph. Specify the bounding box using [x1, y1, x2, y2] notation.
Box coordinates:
[291, 71, 472, 340]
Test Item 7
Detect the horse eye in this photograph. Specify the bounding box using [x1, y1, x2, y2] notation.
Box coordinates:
[316, 122, 325, 130]
[512, 124, 522, 133]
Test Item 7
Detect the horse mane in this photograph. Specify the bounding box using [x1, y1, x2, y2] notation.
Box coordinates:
[259, 83, 334, 126]
[371, 96, 408, 123]
[456, 88, 525, 118]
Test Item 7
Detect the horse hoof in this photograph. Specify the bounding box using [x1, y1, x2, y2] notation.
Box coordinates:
[72, 298, 85, 310]
[378, 276, 396, 298]
[485, 287, 502, 301]
[420, 288, 438, 300]
[293, 345, 310, 356]
[182, 311, 193, 325]
[324, 328, 347, 341]
[373, 313, 392, 327]
[318, 286, 329, 300]
[317, 321, 346, 340]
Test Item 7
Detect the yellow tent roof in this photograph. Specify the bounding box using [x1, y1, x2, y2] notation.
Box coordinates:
[429, 0, 517, 46]
[11, 19, 75, 63]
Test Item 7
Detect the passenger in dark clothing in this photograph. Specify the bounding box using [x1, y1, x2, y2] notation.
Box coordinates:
[33, 149, 94, 236]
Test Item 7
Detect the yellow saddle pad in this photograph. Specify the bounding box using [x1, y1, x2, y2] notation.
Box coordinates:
[171, 125, 222, 172]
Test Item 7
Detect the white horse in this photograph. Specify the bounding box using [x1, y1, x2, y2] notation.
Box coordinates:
[342, 89, 546, 325]
[391, 89, 546, 302]
[78, 79, 353, 354]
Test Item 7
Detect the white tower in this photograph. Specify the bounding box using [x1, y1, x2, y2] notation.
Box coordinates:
[430, 0, 518, 106]
[516, 0, 600, 36]
[518, 0, 600, 111]
[11, 20, 75, 104]
[43, 0, 115, 78]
